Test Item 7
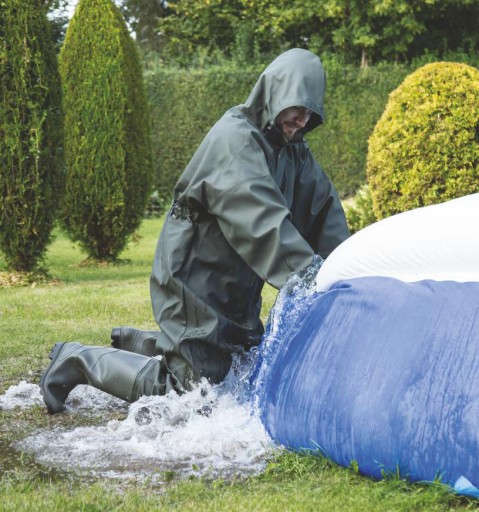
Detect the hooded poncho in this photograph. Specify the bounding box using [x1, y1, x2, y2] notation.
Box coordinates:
[150, 49, 350, 383]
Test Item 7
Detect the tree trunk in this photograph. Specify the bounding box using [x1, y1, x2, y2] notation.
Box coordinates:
[360, 48, 369, 68]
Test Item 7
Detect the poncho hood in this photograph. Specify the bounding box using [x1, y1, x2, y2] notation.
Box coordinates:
[240, 48, 325, 137]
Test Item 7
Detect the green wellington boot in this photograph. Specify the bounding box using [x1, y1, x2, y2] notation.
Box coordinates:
[110, 326, 160, 356]
[40, 342, 191, 414]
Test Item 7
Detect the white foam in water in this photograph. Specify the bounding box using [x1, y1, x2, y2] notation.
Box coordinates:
[15, 381, 272, 480]
[3, 350, 274, 481]
[0, 381, 126, 415]
[63, 384, 128, 413]
[0, 381, 44, 410]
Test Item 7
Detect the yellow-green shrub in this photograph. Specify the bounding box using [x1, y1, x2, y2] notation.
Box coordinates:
[367, 62, 479, 219]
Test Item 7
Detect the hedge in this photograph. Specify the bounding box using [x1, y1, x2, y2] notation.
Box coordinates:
[145, 65, 260, 210]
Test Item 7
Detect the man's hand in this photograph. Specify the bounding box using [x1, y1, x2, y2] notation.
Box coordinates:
[283, 254, 324, 295]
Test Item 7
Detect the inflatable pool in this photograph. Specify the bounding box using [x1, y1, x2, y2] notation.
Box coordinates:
[256, 194, 479, 497]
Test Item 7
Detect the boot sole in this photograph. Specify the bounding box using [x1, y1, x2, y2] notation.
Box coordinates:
[110, 327, 160, 355]
[110, 327, 122, 348]
[39, 342, 67, 414]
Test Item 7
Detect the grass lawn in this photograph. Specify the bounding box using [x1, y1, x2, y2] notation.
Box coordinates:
[0, 218, 477, 511]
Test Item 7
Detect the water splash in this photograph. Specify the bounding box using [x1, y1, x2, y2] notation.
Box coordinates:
[15, 380, 271, 481]
[0, 381, 127, 416]
[0, 381, 44, 410]
[3, 348, 273, 481]
[251, 255, 322, 415]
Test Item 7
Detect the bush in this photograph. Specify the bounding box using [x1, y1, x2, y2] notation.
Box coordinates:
[60, 0, 153, 261]
[367, 62, 479, 219]
[344, 185, 377, 234]
[0, 0, 64, 272]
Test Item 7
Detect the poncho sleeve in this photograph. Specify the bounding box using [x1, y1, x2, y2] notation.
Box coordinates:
[206, 135, 315, 289]
[290, 150, 350, 258]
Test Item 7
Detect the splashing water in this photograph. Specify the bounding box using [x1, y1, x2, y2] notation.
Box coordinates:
[15, 380, 271, 481]
[1, 263, 322, 482]
[0, 381, 44, 410]
[251, 255, 323, 415]
[3, 349, 273, 481]
[4, 349, 271, 481]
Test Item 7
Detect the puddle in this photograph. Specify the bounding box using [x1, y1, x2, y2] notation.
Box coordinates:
[0, 438, 67, 484]
[1, 350, 274, 482]
[17, 382, 271, 481]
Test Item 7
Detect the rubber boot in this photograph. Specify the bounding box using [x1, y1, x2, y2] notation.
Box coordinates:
[110, 326, 160, 356]
[40, 342, 188, 414]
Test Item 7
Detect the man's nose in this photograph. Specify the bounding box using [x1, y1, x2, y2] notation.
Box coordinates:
[295, 115, 309, 128]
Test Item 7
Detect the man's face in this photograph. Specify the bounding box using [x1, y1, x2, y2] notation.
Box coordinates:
[275, 106, 313, 141]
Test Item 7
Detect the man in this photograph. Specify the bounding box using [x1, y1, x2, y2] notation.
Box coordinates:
[40, 48, 350, 413]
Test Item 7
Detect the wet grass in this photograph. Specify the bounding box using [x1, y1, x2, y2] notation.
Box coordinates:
[0, 218, 478, 511]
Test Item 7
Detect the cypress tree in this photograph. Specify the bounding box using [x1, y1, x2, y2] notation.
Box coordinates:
[0, 0, 64, 272]
[60, 0, 153, 262]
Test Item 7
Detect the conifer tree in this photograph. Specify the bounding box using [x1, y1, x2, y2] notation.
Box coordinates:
[0, 0, 64, 272]
[60, 0, 153, 261]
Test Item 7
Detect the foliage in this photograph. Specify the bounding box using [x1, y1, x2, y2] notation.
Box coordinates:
[155, 0, 325, 66]
[60, 0, 153, 261]
[120, 0, 170, 52]
[157, 0, 247, 66]
[151, 0, 479, 67]
[367, 62, 479, 219]
[45, 0, 479, 67]
[344, 185, 377, 234]
[410, 0, 479, 59]
[312, 0, 428, 67]
[45, 0, 71, 47]
[156, 0, 332, 66]
[0, 0, 64, 272]
[310, 61, 410, 197]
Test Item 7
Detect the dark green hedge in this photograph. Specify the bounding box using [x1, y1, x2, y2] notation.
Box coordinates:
[144, 61, 411, 208]
[313, 62, 411, 196]
[0, 0, 64, 272]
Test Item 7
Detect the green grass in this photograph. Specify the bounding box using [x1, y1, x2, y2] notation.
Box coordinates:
[0, 218, 477, 511]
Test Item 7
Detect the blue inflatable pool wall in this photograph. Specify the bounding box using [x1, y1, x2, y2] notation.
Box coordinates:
[254, 276, 479, 496]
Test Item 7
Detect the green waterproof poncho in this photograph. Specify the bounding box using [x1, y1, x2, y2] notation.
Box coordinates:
[150, 49, 350, 384]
